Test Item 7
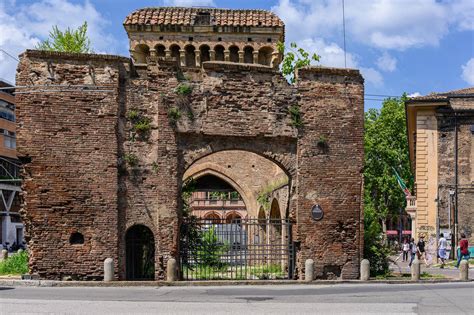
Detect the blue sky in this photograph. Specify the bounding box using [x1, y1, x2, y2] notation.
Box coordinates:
[0, 0, 473, 109]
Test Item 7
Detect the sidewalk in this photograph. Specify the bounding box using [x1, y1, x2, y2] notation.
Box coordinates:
[389, 255, 474, 280]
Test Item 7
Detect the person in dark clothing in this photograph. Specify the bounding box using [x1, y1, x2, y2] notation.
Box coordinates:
[409, 238, 417, 267]
[456, 233, 470, 268]
[417, 235, 429, 266]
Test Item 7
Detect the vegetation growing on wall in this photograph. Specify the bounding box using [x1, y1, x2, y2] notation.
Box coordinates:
[36, 22, 92, 53]
[288, 104, 303, 127]
[127, 110, 152, 138]
[124, 153, 138, 167]
[257, 177, 289, 210]
[277, 41, 320, 84]
[168, 107, 182, 124]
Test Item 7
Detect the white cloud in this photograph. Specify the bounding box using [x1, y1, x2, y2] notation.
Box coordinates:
[298, 38, 357, 69]
[461, 58, 474, 85]
[163, 0, 215, 6]
[0, 0, 120, 83]
[272, 0, 469, 51]
[376, 52, 397, 72]
[360, 67, 383, 87]
[408, 92, 421, 98]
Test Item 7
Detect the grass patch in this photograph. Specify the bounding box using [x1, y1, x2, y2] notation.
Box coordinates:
[0, 251, 28, 275]
[377, 272, 447, 280]
[182, 264, 285, 280]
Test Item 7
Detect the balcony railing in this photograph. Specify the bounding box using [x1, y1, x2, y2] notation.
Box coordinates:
[405, 196, 416, 213]
[190, 198, 245, 209]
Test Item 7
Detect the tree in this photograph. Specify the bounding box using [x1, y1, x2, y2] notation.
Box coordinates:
[363, 95, 414, 276]
[277, 42, 320, 83]
[36, 22, 91, 53]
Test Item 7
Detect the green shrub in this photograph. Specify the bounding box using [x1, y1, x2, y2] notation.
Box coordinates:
[197, 226, 228, 268]
[127, 110, 139, 121]
[168, 107, 182, 124]
[133, 117, 152, 133]
[288, 104, 303, 127]
[124, 153, 138, 167]
[0, 251, 29, 275]
[364, 205, 391, 277]
[175, 83, 193, 96]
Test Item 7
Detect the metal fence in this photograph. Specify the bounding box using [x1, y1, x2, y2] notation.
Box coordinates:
[180, 217, 294, 280]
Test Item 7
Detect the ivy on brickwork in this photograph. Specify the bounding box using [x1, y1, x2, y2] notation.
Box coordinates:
[288, 104, 303, 127]
[257, 177, 289, 210]
[175, 83, 193, 96]
[124, 153, 138, 167]
[127, 109, 152, 140]
[168, 107, 182, 124]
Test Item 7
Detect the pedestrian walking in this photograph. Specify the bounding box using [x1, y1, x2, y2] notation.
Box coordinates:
[438, 233, 447, 268]
[455, 233, 470, 268]
[409, 238, 417, 267]
[417, 235, 429, 266]
[402, 238, 410, 262]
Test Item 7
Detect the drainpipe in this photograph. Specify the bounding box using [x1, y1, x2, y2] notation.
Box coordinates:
[453, 113, 459, 258]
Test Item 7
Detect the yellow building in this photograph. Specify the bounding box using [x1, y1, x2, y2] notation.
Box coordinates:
[406, 87, 474, 251]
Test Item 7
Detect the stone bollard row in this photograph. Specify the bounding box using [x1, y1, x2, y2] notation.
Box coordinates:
[305, 259, 314, 282]
[1, 249, 7, 260]
[360, 259, 370, 281]
[104, 258, 114, 282]
[459, 260, 469, 281]
[167, 258, 177, 282]
[411, 257, 420, 281]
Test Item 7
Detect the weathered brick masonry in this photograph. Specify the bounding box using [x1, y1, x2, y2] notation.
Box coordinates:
[16, 49, 364, 280]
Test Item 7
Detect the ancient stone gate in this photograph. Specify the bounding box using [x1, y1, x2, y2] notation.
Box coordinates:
[15, 7, 364, 281]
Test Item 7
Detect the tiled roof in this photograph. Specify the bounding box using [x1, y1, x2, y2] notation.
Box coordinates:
[124, 7, 284, 27]
[408, 87, 474, 101]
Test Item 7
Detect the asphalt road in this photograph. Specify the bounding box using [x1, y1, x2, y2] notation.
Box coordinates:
[0, 282, 473, 314]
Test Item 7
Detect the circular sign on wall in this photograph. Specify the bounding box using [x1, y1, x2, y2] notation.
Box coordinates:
[311, 204, 324, 221]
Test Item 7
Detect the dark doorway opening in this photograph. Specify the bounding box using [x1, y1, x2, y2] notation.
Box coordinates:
[126, 225, 155, 280]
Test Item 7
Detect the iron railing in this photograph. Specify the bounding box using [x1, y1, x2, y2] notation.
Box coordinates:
[180, 217, 293, 280]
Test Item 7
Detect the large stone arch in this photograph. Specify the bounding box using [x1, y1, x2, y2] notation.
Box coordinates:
[178, 135, 297, 179]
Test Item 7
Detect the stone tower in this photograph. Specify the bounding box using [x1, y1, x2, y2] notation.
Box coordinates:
[124, 7, 284, 68]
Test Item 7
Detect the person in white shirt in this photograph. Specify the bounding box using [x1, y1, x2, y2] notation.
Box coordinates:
[438, 233, 448, 268]
[402, 238, 410, 262]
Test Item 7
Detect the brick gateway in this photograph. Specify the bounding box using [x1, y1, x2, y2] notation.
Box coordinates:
[15, 7, 364, 281]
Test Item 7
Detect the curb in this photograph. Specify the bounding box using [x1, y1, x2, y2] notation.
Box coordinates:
[0, 278, 472, 288]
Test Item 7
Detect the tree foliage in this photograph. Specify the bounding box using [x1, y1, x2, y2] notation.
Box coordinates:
[363, 95, 413, 275]
[364, 95, 413, 223]
[36, 22, 91, 53]
[277, 41, 320, 83]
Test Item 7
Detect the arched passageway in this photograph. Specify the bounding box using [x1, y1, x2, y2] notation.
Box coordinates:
[244, 46, 254, 63]
[214, 45, 225, 61]
[229, 46, 239, 62]
[133, 44, 150, 64]
[200, 45, 211, 63]
[258, 47, 273, 66]
[155, 44, 166, 58]
[185, 45, 196, 67]
[125, 225, 155, 280]
[170, 44, 181, 63]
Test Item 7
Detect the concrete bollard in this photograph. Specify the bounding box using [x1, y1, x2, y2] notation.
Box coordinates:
[1, 249, 7, 260]
[360, 259, 370, 281]
[411, 257, 420, 281]
[459, 260, 469, 281]
[103, 258, 114, 282]
[167, 258, 177, 282]
[305, 259, 314, 282]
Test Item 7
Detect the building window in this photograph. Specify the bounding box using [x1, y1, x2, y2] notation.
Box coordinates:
[194, 12, 211, 25]
[69, 232, 84, 245]
[3, 130, 15, 149]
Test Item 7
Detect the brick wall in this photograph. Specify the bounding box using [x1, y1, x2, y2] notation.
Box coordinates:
[16, 51, 364, 280]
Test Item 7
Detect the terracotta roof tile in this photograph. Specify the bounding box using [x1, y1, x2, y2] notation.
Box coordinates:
[409, 87, 474, 101]
[124, 7, 284, 27]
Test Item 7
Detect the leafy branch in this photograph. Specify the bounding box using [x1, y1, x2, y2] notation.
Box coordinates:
[36, 22, 91, 53]
[277, 41, 320, 84]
